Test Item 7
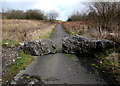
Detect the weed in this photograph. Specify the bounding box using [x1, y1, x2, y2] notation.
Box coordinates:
[3, 49, 34, 82]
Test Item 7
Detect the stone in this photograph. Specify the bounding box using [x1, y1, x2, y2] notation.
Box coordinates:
[3, 74, 43, 85]
[21, 39, 57, 56]
[62, 35, 114, 55]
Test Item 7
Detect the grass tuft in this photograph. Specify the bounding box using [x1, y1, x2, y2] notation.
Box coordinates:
[3, 49, 34, 82]
[64, 54, 77, 60]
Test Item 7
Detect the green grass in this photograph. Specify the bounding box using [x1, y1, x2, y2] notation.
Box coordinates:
[91, 64, 101, 69]
[1, 40, 19, 47]
[91, 49, 117, 69]
[92, 49, 120, 83]
[64, 54, 77, 60]
[3, 49, 34, 82]
[39, 31, 52, 39]
[95, 49, 114, 60]
[95, 52, 108, 60]
[94, 49, 113, 69]
[2, 40, 18, 45]
[95, 50, 120, 69]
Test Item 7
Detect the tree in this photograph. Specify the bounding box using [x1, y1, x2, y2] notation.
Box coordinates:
[47, 10, 59, 22]
[4, 10, 25, 19]
[87, 2, 118, 33]
[67, 11, 87, 21]
[25, 9, 44, 20]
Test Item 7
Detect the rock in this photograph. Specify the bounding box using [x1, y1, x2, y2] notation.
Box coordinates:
[3, 74, 43, 85]
[62, 35, 114, 55]
[2, 47, 19, 76]
[21, 39, 57, 56]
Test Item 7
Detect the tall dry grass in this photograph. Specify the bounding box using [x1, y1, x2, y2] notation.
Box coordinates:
[2, 19, 55, 43]
[63, 21, 120, 42]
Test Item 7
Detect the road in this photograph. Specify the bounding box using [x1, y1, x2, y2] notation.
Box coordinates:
[16, 24, 106, 84]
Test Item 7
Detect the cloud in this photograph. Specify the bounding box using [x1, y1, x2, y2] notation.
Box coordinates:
[32, 0, 86, 20]
[2, 0, 87, 21]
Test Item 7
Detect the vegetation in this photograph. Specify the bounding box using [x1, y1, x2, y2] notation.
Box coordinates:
[63, 2, 120, 84]
[47, 10, 59, 23]
[2, 9, 45, 20]
[2, 19, 55, 83]
[63, 2, 120, 51]
[67, 2, 119, 32]
[3, 49, 34, 82]
[2, 9, 59, 23]
[2, 19, 55, 43]
[93, 49, 120, 83]
[66, 2, 120, 43]
[25, 9, 44, 20]
[64, 54, 77, 60]
[2, 40, 18, 45]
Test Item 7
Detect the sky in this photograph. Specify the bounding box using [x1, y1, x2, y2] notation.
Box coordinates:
[1, 0, 120, 21]
[1, 0, 88, 21]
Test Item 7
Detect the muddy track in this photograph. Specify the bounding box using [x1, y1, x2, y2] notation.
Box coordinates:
[15, 24, 107, 84]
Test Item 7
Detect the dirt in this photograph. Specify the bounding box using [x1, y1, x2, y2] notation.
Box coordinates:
[14, 24, 108, 84]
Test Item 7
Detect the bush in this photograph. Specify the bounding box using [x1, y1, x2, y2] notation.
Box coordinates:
[3, 10, 25, 19]
[25, 9, 44, 20]
[2, 9, 45, 20]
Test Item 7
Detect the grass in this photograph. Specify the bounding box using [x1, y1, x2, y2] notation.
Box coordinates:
[94, 49, 119, 68]
[62, 21, 88, 36]
[1, 40, 19, 48]
[30, 24, 55, 40]
[62, 21, 120, 42]
[64, 54, 77, 60]
[2, 19, 55, 42]
[2, 19, 56, 83]
[93, 49, 120, 83]
[3, 49, 34, 82]
[2, 40, 18, 45]
[39, 31, 51, 39]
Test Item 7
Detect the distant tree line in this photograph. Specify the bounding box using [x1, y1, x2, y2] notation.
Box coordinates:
[2, 9, 59, 22]
[68, 2, 119, 32]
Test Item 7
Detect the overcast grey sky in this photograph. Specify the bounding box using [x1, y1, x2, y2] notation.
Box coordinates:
[1, 0, 120, 21]
[2, 0, 88, 21]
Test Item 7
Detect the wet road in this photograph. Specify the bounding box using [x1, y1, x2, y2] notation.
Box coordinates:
[16, 24, 106, 84]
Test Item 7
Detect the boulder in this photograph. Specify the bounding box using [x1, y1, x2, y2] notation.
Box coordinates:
[62, 35, 114, 55]
[20, 39, 57, 56]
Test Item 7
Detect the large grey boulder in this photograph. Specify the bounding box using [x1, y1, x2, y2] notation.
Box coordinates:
[20, 39, 56, 56]
[62, 35, 114, 55]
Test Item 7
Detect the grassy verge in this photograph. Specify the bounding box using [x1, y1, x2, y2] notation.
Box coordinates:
[3, 49, 34, 82]
[91, 49, 120, 83]
[39, 27, 54, 39]
[39, 31, 51, 39]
